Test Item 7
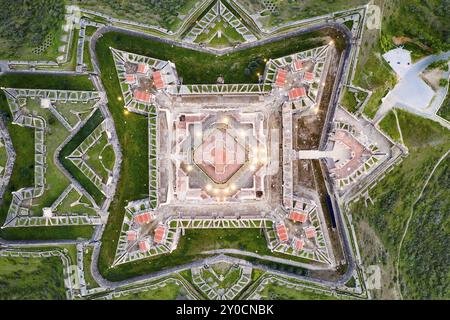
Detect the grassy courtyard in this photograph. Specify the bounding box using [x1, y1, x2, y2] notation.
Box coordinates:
[194, 20, 246, 48]
[21, 98, 72, 213]
[0, 75, 96, 240]
[378, 109, 401, 143]
[85, 132, 114, 183]
[112, 281, 187, 300]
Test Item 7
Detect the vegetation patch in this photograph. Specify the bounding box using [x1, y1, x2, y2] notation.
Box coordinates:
[351, 110, 450, 299]
[59, 109, 106, 205]
[382, 0, 450, 54]
[378, 110, 401, 143]
[82, 246, 99, 290]
[77, 0, 199, 31]
[0, 255, 66, 299]
[258, 281, 338, 300]
[0, 78, 97, 240]
[0, 0, 65, 60]
[437, 91, 450, 122]
[112, 281, 187, 300]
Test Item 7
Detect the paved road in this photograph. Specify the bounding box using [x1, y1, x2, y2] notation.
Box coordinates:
[374, 51, 450, 128]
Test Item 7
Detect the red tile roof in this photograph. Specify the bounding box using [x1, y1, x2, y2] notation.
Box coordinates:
[154, 225, 166, 244]
[134, 89, 152, 103]
[305, 226, 316, 239]
[293, 237, 304, 250]
[134, 212, 151, 225]
[303, 71, 314, 82]
[289, 210, 308, 223]
[153, 71, 165, 90]
[276, 223, 289, 242]
[293, 60, 303, 72]
[137, 63, 149, 74]
[125, 74, 136, 84]
[138, 240, 150, 252]
[275, 69, 288, 87]
[127, 230, 137, 242]
[288, 87, 306, 100]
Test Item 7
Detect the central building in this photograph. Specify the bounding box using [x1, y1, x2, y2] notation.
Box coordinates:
[166, 106, 273, 204]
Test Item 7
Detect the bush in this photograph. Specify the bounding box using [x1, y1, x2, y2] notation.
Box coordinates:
[0, 0, 65, 52]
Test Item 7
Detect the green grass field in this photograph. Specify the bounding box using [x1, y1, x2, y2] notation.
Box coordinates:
[112, 281, 187, 300]
[437, 91, 450, 122]
[20, 99, 71, 214]
[378, 109, 401, 143]
[351, 109, 450, 299]
[194, 20, 245, 47]
[85, 132, 112, 183]
[341, 87, 359, 113]
[0, 74, 95, 91]
[0, 140, 8, 173]
[258, 281, 338, 300]
[206, 266, 241, 289]
[0, 255, 66, 300]
[353, 40, 397, 119]
[0, 96, 100, 218]
[82, 247, 100, 290]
